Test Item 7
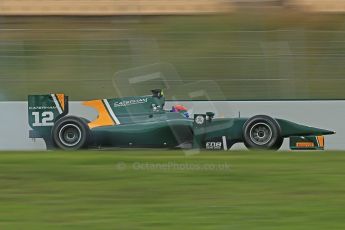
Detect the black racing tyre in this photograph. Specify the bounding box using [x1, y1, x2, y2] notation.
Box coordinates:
[272, 136, 284, 150]
[243, 115, 282, 150]
[52, 116, 90, 150]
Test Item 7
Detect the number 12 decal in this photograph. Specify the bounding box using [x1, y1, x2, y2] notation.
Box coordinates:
[32, 111, 54, 127]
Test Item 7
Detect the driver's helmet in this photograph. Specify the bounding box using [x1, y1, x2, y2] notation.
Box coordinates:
[171, 104, 189, 118]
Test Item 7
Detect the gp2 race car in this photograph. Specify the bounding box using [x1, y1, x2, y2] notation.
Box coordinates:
[28, 90, 335, 151]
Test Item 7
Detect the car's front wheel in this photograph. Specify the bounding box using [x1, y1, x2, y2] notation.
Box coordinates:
[52, 116, 90, 150]
[243, 115, 282, 150]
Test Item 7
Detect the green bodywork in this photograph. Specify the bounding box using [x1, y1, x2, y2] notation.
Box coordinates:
[28, 91, 335, 150]
[191, 117, 334, 150]
[28, 94, 68, 147]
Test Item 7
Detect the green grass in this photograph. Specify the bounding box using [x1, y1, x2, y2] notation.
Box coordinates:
[0, 150, 345, 229]
[0, 12, 345, 100]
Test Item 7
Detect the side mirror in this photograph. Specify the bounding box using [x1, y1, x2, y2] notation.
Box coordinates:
[151, 89, 163, 98]
[206, 112, 215, 120]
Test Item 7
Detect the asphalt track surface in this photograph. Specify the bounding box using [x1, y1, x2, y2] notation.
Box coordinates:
[0, 100, 342, 150]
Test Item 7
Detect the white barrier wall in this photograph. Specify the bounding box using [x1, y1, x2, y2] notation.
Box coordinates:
[0, 101, 342, 150]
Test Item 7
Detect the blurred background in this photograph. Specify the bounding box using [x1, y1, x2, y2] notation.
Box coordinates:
[0, 0, 344, 100]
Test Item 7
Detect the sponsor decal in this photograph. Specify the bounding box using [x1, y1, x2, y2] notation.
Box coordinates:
[195, 115, 205, 125]
[296, 142, 315, 147]
[114, 98, 148, 107]
[29, 106, 56, 110]
[206, 142, 222, 150]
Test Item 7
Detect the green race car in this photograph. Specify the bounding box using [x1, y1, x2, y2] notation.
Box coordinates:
[28, 90, 335, 151]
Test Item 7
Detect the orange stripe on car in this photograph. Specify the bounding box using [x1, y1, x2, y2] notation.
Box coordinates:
[317, 136, 324, 147]
[56, 94, 65, 111]
[83, 100, 115, 128]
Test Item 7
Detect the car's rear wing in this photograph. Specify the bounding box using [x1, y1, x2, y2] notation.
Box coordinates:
[28, 94, 68, 148]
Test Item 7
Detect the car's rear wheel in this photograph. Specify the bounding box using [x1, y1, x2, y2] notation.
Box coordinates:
[243, 115, 282, 150]
[52, 116, 90, 150]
